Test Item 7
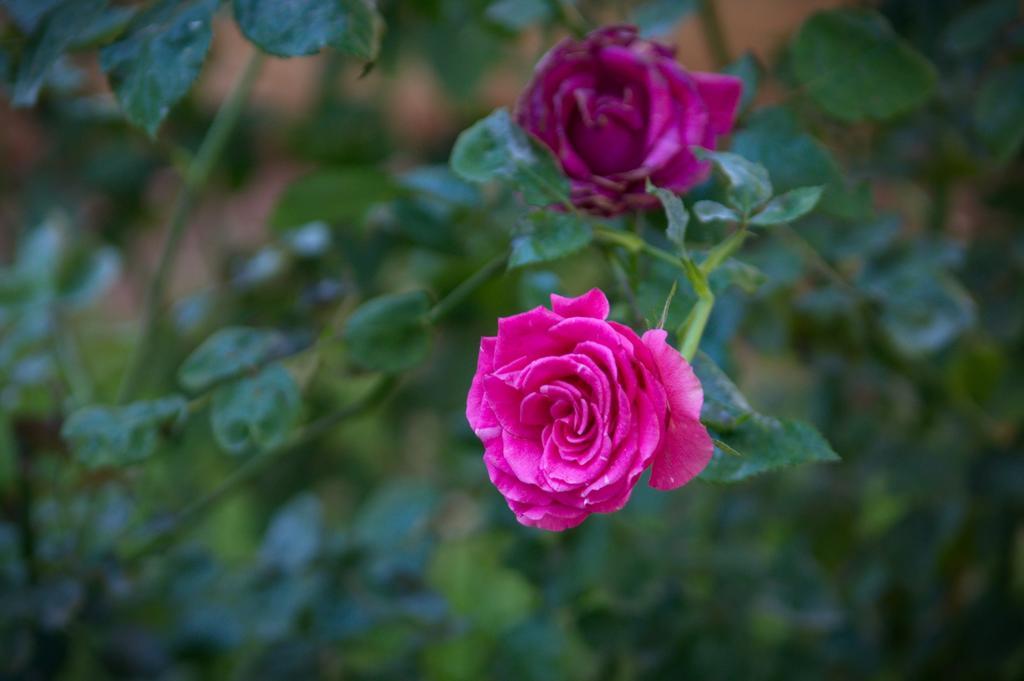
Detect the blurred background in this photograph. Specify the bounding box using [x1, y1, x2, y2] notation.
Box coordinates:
[2, 0, 1023, 679]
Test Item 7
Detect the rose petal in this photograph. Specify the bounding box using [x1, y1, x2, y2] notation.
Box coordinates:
[641, 330, 713, 489]
[550, 288, 611, 320]
[692, 72, 743, 135]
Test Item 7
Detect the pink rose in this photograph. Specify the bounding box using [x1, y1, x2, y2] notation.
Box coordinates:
[466, 289, 713, 530]
[516, 25, 742, 216]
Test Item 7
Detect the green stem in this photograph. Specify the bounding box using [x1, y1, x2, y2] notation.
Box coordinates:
[122, 375, 396, 562]
[116, 52, 264, 403]
[593, 225, 685, 271]
[698, 0, 730, 68]
[679, 292, 714, 361]
[426, 253, 507, 324]
[51, 309, 93, 408]
[701, 223, 749, 274]
[596, 222, 747, 359]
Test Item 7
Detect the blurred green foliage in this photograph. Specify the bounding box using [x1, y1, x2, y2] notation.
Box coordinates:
[1, 0, 1023, 679]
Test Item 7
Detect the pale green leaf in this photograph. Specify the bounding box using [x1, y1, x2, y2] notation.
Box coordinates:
[749, 186, 824, 226]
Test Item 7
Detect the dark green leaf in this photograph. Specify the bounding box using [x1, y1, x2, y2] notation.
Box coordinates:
[974, 63, 1024, 164]
[749, 186, 823, 226]
[631, 0, 698, 37]
[647, 181, 690, 251]
[61, 396, 187, 468]
[13, 0, 106, 107]
[484, 0, 552, 31]
[723, 52, 760, 115]
[270, 167, 399, 231]
[700, 415, 840, 483]
[691, 352, 752, 431]
[210, 364, 301, 455]
[179, 327, 289, 393]
[100, 0, 218, 135]
[693, 149, 772, 215]
[344, 291, 432, 372]
[731, 107, 870, 221]
[509, 213, 592, 269]
[792, 9, 936, 122]
[693, 200, 741, 224]
[450, 108, 571, 207]
[233, 0, 382, 60]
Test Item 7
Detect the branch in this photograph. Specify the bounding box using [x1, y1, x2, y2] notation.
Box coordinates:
[121, 375, 397, 562]
[117, 51, 265, 403]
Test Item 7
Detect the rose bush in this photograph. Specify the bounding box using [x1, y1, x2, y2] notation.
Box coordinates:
[516, 25, 742, 215]
[466, 288, 712, 530]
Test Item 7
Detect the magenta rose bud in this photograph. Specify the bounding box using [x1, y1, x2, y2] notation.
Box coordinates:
[516, 25, 742, 216]
[466, 289, 714, 531]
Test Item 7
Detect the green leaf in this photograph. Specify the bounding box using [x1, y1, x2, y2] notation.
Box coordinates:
[723, 52, 760, 115]
[709, 258, 765, 295]
[942, 0, 1019, 56]
[61, 396, 187, 469]
[484, 0, 552, 31]
[792, 9, 937, 122]
[693, 149, 772, 216]
[1, 0, 65, 33]
[647, 181, 690, 251]
[691, 352, 752, 431]
[57, 247, 121, 308]
[179, 327, 289, 393]
[100, 0, 218, 136]
[509, 212, 592, 269]
[398, 165, 480, 208]
[749, 186, 823, 226]
[352, 480, 437, 551]
[693, 200, 741, 224]
[731, 107, 869, 221]
[269, 167, 399, 231]
[70, 5, 138, 49]
[700, 415, 840, 483]
[259, 493, 323, 573]
[344, 291, 432, 372]
[974, 63, 1024, 164]
[630, 0, 698, 37]
[12, 0, 107, 107]
[233, 0, 382, 60]
[867, 261, 976, 356]
[450, 108, 571, 207]
[427, 538, 537, 635]
[210, 364, 301, 455]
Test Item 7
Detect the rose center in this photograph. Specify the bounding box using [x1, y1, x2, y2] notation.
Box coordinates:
[568, 89, 646, 176]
